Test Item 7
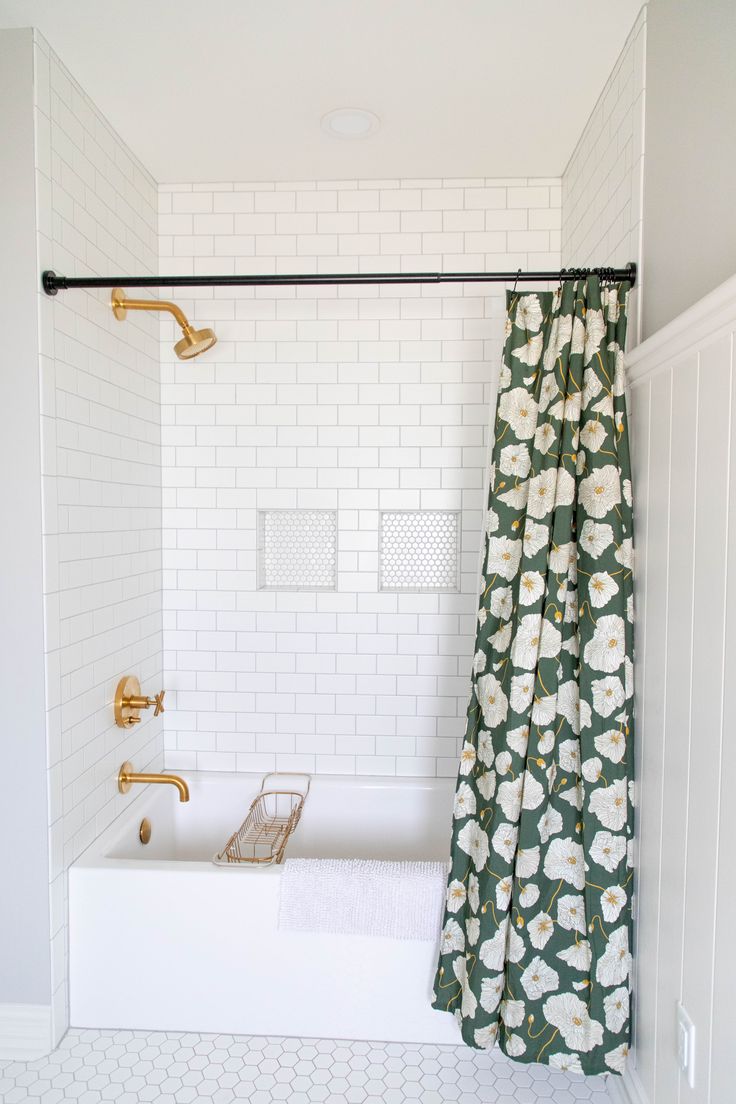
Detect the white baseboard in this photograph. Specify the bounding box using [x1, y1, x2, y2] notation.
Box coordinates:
[0, 1003, 53, 1060]
[607, 1063, 650, 1104]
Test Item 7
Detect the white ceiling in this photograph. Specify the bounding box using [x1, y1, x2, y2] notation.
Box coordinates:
[0, 0, 643, 183]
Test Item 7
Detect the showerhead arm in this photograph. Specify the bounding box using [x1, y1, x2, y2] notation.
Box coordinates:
[111, 288, 189, 329]
[110, 288, 217, 360]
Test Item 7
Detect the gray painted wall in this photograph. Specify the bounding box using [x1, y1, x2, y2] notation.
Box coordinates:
[0, 28, 52, 1007]
[642, 0, 736, 337]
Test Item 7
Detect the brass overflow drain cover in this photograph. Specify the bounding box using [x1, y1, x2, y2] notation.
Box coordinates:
[139, 817, 152, 845]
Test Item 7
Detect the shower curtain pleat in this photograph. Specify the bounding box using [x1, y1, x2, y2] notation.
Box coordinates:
[432, 277, 634, 1078]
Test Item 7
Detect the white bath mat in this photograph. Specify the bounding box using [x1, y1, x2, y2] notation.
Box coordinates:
[278, 857, 447, 941]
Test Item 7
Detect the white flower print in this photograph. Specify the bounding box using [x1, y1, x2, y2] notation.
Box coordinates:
[479, 974, 504, 1014]
[453, 782, 477, 820]
[491, 621, 512, 652]
[487, 536, 523, 580]
[479, 920, 510, 970]
[532, 697, 556, 727]
[496, 876, 512, 910]
[509, 673, 535, 713]
[605, 1042, 630, 1073]
[458, 741, 476, 776]
[478, 607, 487, 627]
[579, 519, 614, 558]
[589, 571, 619, 609]
[477, 771, 497, 800]
[527, 911, 555, 949]
[527, 469, 558, 518]
[477, 731, 494, 767]
[504, 1034, 527, 1058]
[592, 675, 626, 718]
[549, 1052, 583, 1074]
[615, 537, 633, 569]
[518, 570, 545, 606]
[511, 614, 543, 670]
[584, 614, 626, 672]
[498, 386, 539, 437]
[538, 807, 563, 843]
[595, 727, 626, 763]
[580, 419, 607, 452]
[583, 309, 607, 365]
[492, 822, 518, 863]
[624, 655, 634, 698]
[485, 507, 499, 535]
[593, 394, 614, 419]
[549, 541, 576, 577]
[590, 831, 627, 873]
[596, 926, 632, 987]
[473, 649, 487, 674]
[489, 585, 513, 619]
[523, 519, 549, 557]
[518, 883, 540, 909]
[582, 756, 603, 783]
[499, 442, 532, 478]
[601, 885, 627, 923]
[521, 771, 545, 811]
[457, 819, 490, 871]
[501, 999, 526, 1028]
[622, 478, 633, 507]
[559, 782, 584, 810]
[521, 957, 559, 1000]
[537, 727, 556, 754]
[558, 738, 581, 774]
[495, 750, 512, 775]
[604, 987, 630, 1033]
[543, 312, 573, 374]
[543, 837, 586, 890]
[557, 939, 592, 971]
[515, 846, 540, 879]
[557, 681, 583, 734]
[515, 294, 543, 333]
[512, 333, 545, 368]
[474, 1024, 498, 1048]
[534, 421, 557, 454]
[497, 778, 523, 823]
[466, 916, 480, 945]
[452, 956, 478, 1018]
[579, 465, 622, 518]
[498, 483, 530, 510]
[589, 778, 628, 831]
[543, 993, 604, 1052]
[555, 468, 576, 509]
[440, 918, 465, 954]
[476, 674, 509, 727]
[506, 725, 529, 757]
[468, 873, 480, 912]
[446, 879, 467, 913]
[557, 894, 587, 934]
[539, 369, 560, 408]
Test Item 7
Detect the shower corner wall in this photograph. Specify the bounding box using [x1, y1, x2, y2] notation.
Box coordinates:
[31, 28, 164, 1044]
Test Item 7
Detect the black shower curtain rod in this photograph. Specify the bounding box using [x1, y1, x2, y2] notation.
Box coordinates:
[42, 263, 636, 295]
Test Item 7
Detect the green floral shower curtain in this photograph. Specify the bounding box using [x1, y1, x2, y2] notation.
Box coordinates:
[432, 277, 634, 1077]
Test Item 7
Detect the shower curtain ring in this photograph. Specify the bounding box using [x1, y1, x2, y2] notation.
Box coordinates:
[512, 268, 521, 295]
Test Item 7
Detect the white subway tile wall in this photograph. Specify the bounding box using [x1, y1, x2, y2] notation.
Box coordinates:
[159, 178, 562, 778]
[561, 6, 646, 343]
[34, 32, 162, 1040]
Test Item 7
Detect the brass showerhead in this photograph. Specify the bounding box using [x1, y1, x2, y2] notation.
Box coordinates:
[111, 288, 217, 360]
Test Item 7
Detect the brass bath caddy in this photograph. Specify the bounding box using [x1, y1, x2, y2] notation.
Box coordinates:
[213, 773, 310, 867]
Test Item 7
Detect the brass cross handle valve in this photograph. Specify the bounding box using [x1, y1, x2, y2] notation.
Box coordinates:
[114, 675, 166, 728]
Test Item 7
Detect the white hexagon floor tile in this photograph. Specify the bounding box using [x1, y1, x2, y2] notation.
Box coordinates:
[0, 1029, 617, 1103]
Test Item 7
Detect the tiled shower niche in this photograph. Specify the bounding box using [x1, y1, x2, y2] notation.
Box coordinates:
[379, 511, 461, 592]
[257, 510, 338, 591]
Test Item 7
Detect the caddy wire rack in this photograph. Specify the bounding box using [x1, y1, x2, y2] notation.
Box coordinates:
[213, 772, 311, 866]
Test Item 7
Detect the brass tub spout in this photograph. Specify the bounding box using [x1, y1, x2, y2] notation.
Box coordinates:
[118, 761, 190, 802]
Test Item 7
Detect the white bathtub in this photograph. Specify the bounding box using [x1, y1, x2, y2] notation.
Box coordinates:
[69, 771, 462, 1044]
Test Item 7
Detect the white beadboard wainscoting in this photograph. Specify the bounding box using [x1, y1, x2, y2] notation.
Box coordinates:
[613, 275, 736, 1104]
